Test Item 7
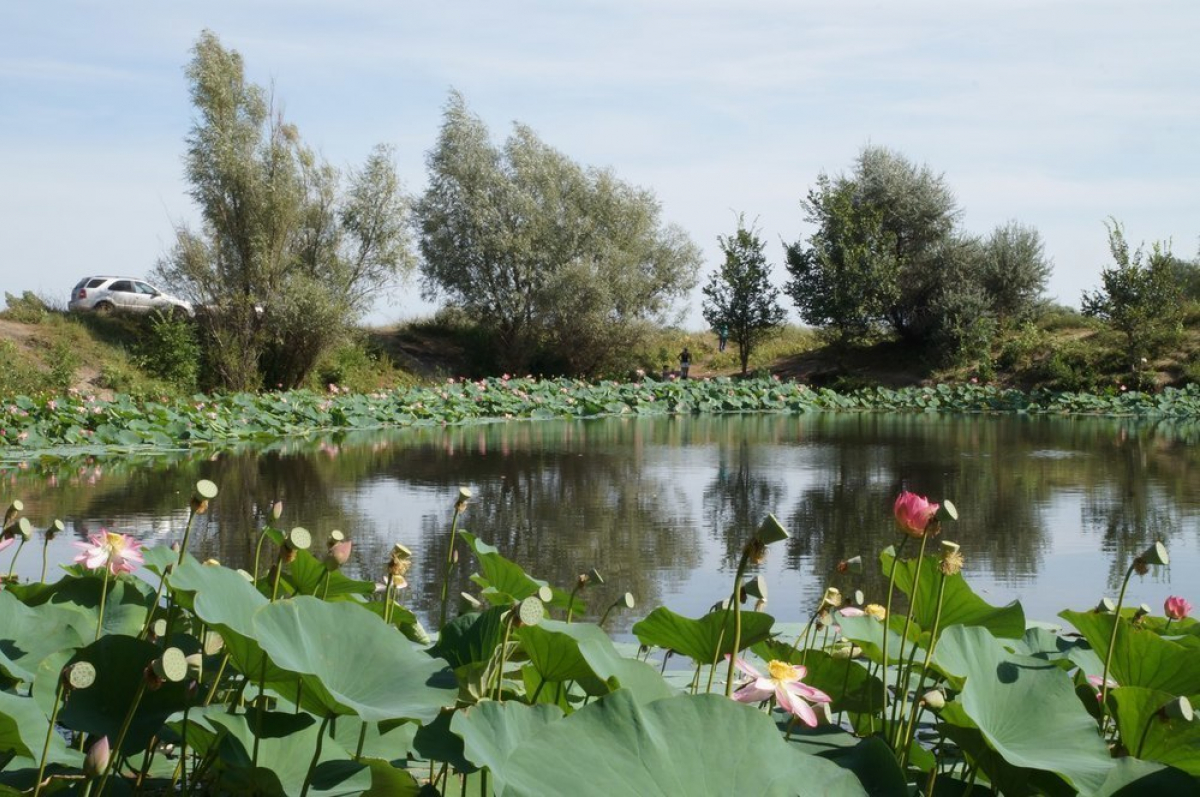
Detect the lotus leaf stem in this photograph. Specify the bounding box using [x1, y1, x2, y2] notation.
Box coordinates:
[1099, 561, 1136, 725]
[723, 543, 753, 697]
[32, 678, 67, 797]
[176, 506, 198, 566]
[890, 532, 930, 749]
[40, 538, 50, 583]
[97, 677, 150, 795]
[878, 535, 909, 720]
[438, 503, 466, 631]
[298, 714, 332, 797]
[6, 537, 28, 581]
[901, 564, 949, 763]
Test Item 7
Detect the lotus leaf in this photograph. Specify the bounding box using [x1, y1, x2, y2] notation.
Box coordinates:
[632, 605, 775, 663]
[281, 547, 374, 598]
[882, 548, 1025, 640]
[8, 574, 153, 638]
[0, 591, 84, 685]
[495, 691, 865, 796]
[1111, 686, 1200, 776]
[934, 625, 1116, 793]
[1060, 610, 1200, 696]
[782, 727, 905, 796]
[0, 690, 80, 768]
[450, 701, 564, 794]
[429, 606, 507, 669]
[251, 597, 455, 723]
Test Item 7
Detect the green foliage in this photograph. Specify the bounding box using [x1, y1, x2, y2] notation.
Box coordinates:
[132, 311, 200, 392]
[416, 91, 701, 376]
[155, 31, 415, 391]
[1081, 220, 1185, 370]
[701, 219, 787, 375]
[2, 292, 52, 324]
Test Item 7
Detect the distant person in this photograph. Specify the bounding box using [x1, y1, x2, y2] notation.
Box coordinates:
[718, 324, 728, 352]
[679, 346, 691, 379]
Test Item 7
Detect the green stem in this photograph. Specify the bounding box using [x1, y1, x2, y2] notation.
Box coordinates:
[251, 527, 271, 584]
[878, 535, 909, 722]
[901, 569, 948, 763]
[724, 546, 753, 698]
[565, 583, 582, 624]
[1099, 562, 1136, 724]
[299, 714, 332, 797]
[270, 552, 285, 602]
[176, 507, 198, 566]
[7, 538, 28, 582]
[252, 659, 267, 770]
[138, 570, 171, 641]
[32, 679, 66, 797]
[201, 652, 230, 707]
[319, 570, 331, 600]
[355, 722, 369, 761]
[1164, 618, 1174, 634]
[493, 616, 515, 701]
[438, 505, 465, 632]
[1134, 708, 1159, 758]
[40, 540, 49, 584]
[97, 677, 150, 795]
[890, 532, 930, 749]
[95, 568, 111, 642]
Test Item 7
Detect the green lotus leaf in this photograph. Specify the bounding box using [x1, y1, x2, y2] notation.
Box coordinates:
[934, 625, 1116, 793]
[282, 547, 374, 599]
[1089, 756, 1199, 796]
[450, 701, 564, 794]
[140, 544, 180, 577]
[251, 597, 455, 723]
[1060, 611, 1200, 696]
[7, 574, 154, 638]
[0, 590, 84, 684]
[751, 639, 884, 715]
[356, 600, 429, 646]
[496, 691, 865, 796]
[825, 613, 921, 667]
[0, 690, 80, 768]
[632, 606, 775, 664]
[517, 620, 674, 702]
[330, 717, 417, 766]
[461, 532, 572, 610]
[781, 727, 905, 796]
[58, 635, 190, 755]
[1111, 686, 1200, 776]
[881, 547, 1025, 640]
[429, 606, 507, 669]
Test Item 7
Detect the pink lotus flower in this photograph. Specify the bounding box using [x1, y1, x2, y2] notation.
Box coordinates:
[1164, 596, 1193, 621]
[728, 657, 832, 727]
[74, 530, 144, 575]
[894, 491, 940, 538]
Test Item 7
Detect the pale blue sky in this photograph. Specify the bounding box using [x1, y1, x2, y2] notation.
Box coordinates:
[2, 1, 1197, 327]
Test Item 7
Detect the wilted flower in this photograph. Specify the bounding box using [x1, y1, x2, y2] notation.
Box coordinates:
[864, 604, 887, 621]
[939, 541, 964, 576]
[74, 530, 144, 575]
[729, 657, 832, 727]
[893, 491, 940, 538]
[1164, 596, 1193, 621]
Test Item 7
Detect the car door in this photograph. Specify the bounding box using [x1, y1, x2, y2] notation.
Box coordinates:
[133, 281, 161, 313]
[107, 280, 137, 310]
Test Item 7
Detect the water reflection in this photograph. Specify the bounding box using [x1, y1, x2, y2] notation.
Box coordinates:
[2, 413, 1197, 627]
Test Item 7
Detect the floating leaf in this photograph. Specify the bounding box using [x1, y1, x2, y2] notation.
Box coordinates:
[632, 606, 775, 664]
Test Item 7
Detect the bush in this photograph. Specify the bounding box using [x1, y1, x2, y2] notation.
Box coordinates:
[133, 312, 200, 392]
[2, 291, 52, 324]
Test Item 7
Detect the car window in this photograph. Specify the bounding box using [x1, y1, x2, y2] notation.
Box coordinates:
[109, 280, 133, 292]
[86, 278, 106, 288]
[134, 282, 158, 295]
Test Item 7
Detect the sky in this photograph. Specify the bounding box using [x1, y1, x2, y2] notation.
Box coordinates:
[2, 1, 1197, 328]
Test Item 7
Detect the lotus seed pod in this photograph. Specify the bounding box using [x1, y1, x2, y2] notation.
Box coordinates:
[837, 556, 863, 575]
[460, 592, 482, 610]
[936, 500, 959, 522]
[756, 513, 789, 545]
[287, 527, 311, 551]
[587, 568, 604, 585]
[203, 631, 225, 655]
[16, 517, 32, 540]
[1162, 696, 1193, 722]
[622, 592, 636, 609]
[185, 653, 203, 681]
[157, 648, 189, 683]
[195, 480, 219, 500]
[1138, 541, 1169, 566]
[821, 587, 843, 608]
[45, 519, 64, 540]
[327, 529, 345, 546]
[3, 500, 23, 527]
[517, 596, 544, 627]
[271, 501, 283, 521]
[853, 589, 866, 606]
[922, 690, 946, 710]
[940, 540, 960, 555]
[152, 619, 168, 639]
[534, 584, 552, 603]
[1094, 597, 1117, 614]
[458, 486, 472, 500]
[742, 575, 768, 602]
[1133, 604, 1152, 620]
[64, 661, 97, 690]
[391, 543, 412, 559]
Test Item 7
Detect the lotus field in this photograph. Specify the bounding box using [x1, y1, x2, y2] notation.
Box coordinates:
[0, 479, 1197, 796]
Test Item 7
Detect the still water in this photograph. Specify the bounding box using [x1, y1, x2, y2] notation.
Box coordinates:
[3, 413, 1197, 630]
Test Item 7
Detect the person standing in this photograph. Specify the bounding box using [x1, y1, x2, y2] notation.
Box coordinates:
[718, 324, 728, 352]
[679, 346, 692, 379]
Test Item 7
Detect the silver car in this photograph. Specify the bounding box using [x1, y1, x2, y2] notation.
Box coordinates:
[68, 276, 194, 318]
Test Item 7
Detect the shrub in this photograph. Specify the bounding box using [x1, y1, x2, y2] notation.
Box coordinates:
[133, 312, 200, 392]
[1, 291, 52, 324]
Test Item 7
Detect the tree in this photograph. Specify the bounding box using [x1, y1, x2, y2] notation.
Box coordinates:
[702, 219, 786, 375]
[1081, 220, 1184, 371]
[977, 221, 1052, 326]
[416, 92, 701, 375]
[155, 31, 414, 390]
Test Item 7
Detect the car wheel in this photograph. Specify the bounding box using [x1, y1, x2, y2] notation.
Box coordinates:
[94, 301, 114, 314]
[171, 305, 190, 321]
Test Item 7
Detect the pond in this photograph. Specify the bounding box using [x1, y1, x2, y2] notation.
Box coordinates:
[3, 412, 1197, 630]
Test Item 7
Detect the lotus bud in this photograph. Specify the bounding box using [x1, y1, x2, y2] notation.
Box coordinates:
[45, 519, 64, 541]
[741, 575, 768, 602]
[325, 539, 352, 571]
[271, 500, 283, 521]
[1137, 541, 1169, 567]
[837, 556, 863, 575]
[1093, 597, 1117, 614]
[3, 500, 23, 528]
[84, 736, 110, 778]
[1161, 696, 1193, 722]
[922, 689, 946, 710]
[756, 513, 789, 545]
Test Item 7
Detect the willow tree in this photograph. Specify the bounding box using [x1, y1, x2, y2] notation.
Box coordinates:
[155, 31, 414, 390]
[416, 92, 701, 375]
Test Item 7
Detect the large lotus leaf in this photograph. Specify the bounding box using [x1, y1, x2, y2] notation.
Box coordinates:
[0, 590, 84, 684]
[1111, 686, 1200, 776]
[330, 717, 417, 765]
[937, 702, 1075, 797]
[460, 532, 574, 609]
[139, 544, 179, 577]
[251, 597, 455, 723]
[934, 625, 1115, 794]
[429, 606, 507, 669]
[9, 574, 154, 638]
[1060, 610, 1200, 696]
[1090, 756, 1199, 796]
[201, 709, 374, 797]
[632, 606, 775, 664]
[1009, 626, 1090, 670]
[882, 548, 1025, 640]
[751, 639, 884, 715]
[282, 548, 375, 599]
[781, 727, 906, 797]
[517, 620, 674, 702]
[0, 690, 80, 768]
[834, 613, 923, 667]
[58, 635, 190, 755]
[496, 691, 865, 796]
[355, 600, 428, 646]
[450, 701, 564, 794]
